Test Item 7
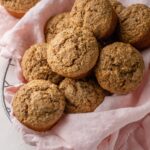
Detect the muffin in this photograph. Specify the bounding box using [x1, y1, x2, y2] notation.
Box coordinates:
[45, 12, 70, 43]
[12, 80, 66, 132]
[118, 4, 150, 49]
[47, 27, 99, 79]
[95, 42, 145, 94]
[0, 0, 39, 18]
[70, 0, 117, 39]
[59, 78, 105, 113]
[21, 43, 63, 84]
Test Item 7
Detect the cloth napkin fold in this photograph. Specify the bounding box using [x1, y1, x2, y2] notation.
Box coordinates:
[0, 0, 150, 150]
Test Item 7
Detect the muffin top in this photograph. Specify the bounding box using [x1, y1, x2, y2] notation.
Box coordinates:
[118, 4, 150, 49]
[59, 78, 105, 113]
[70, 0, 117, 39]
[13, 80, 65, 132]
[45, 12, 70, 42]
[21, 43, 63, 84]
[47, 27, 99, 78]
[95, 42, 145, 94]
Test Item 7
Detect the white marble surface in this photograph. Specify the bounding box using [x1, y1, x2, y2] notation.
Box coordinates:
[0, 57, 34, 150]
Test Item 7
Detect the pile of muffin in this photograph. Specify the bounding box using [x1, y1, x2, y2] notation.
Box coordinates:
[4, 0, 150, 132]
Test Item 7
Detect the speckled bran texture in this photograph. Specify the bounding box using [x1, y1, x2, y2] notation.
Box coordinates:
[70, 0, 117, 39]
[0, 0, 39, 17]
[118, 4, 150, 49]
[47, 27, 99, 79]
[12, 80, 66, 132]
[59, 78, 105, 113]
[95, 42, 145, 94]
[21, 43, 63, 84]
[45, 12, 71, 43]
[109, 0, 125, 15]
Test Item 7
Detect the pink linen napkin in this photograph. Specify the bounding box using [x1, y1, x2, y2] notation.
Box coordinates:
[0, 0, 150, 150]
[0, 6, 18, 39]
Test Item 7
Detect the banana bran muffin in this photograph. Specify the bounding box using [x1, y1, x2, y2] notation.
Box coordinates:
[45, 12, 71, 43]
[47, 27, 99, 79]
[12, 80, 66, 132]
[95, 42, 145, 94]
[0, 0, 39, 18]
[21, 43, 63, 84]
[118, 4, 150, 49]
[59, 78, 105, 113]
[70, 0, 117, 39]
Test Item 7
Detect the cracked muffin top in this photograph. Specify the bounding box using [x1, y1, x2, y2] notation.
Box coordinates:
[70, 0, 117, 39]
[95, 42, 145, 94]
[47, 27, 99, 79]
[12, 80, 66, 132]
[59, 78, 105, 113]
[45, 12, 71, 43]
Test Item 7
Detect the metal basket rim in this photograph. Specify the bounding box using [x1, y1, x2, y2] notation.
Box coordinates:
[1, 58, 12, 122]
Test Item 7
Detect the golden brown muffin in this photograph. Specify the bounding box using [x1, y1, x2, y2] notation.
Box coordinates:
[118, 4, 150, 49]
[21, 43, 63, 84]
[47, 27, 99, 79]
[95, 42, 145, 94]
[0, 0, 39, 18]
[70, 0, 117, 39]
[12, 80, 66, 132]
[45, 12, 70, 43]
[59, 78, 105, 113]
